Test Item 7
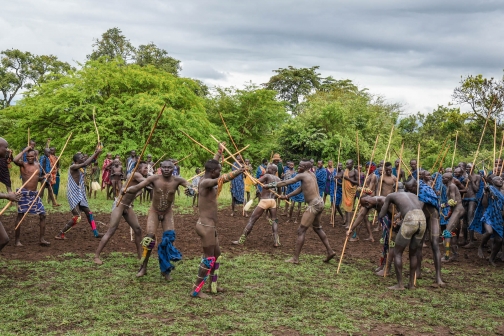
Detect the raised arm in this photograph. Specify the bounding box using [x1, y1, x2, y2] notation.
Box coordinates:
[199, 168, 244, 189]
[71, 148, 102, 170]
[213, 142, 225, 161]
[13, 147, 30, 167]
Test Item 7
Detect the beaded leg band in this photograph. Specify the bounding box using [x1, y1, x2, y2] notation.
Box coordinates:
[211, 256, 221, 294]
[140, 236, 155, 263]
[192, 257, 216, 297]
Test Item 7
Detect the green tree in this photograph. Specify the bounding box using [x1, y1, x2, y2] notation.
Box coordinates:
[136, 43, 181, 76]
[3, 59, 221, 165]
[0, 49, 72, 109]
[87, 27, 136, 62]
[205, 84, 288, 162]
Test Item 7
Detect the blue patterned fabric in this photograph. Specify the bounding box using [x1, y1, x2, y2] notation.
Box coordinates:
[439, 184, 450, 225]
[67, 168, 88, 210]
[392, 167, 398, 177]
[287, 172, 305, 203]
[17, 188, 45, 215]
[432, 172, 443, 193]
[329, 170, 342, 206]
[470, 186, 504, 237]
[255, 164, 266, 192]
[315, 167, 327, 197]
[231, 162, 245, 204]
[158, 230, 182, 274]
[39, 155, 51, 176]
[418, 180, 439, 210]
[410, 169, 418, 180]
[126, 157, 137, 175]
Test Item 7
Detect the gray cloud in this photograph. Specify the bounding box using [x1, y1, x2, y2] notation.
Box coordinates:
[1, 0, 504, 114]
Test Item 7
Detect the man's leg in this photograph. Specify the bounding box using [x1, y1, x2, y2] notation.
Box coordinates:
[489, 235, 503, 267]
[312, 212, 336, 262]
[286, 209, 317, 264]
[428, 212, 444, 286]
[94, 205, 126, 264]
[269, 207, 281, 247]
[47, 183, 59, 206]
[408, 244, 419, 289]
[0, 221, 9, 251]
[462, 201, 478, 248]
[39, 213, 50, 246]
[192, 223, 218, 298]
[137, 209, 158, 277]
[55, 208, 81, 240]
[478, 227, 492, 260]
[123, 208, 142, 259]
[389, 244, 407, 290]
[231, 196, 236, 216]
[80, 206, 102, 238]
[14, 213, 24, 246]
[232, 206, 265, 245]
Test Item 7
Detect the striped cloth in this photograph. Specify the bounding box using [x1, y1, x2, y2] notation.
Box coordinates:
[67, 168, 88, 210]
[17, 188, 45, 214]
[230, 162, 245, 204]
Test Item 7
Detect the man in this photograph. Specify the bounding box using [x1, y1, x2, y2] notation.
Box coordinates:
[255, 159, 268, 195]
[13, 146, 50, 246]
[126, 150, 137, 175]
[0, 145, 13, 192]
[39, 148, 59, 207]
[191, 168, 201, 207]
[49, 147, 60, 199]
[101, 153, 113, 199]
[55, 148, 103, 240]
[470, 176, 504, 266]
[267, 159, 336, 264]
[379, 191, 426, 290]
[0, 138, 21, 250]
[126, 161, 192, 280]
[244, 159, 254, 203]
[409, 159, 420, 180]
[461, 163, 483, 248]
[330, 162, 344, 222]
[392, 159, 406, 182]
[94, 162, 149, 265]
[404, 178, 444, 286]
[271, 153, 283, 179]
[23, 140, 38, 161]
[348, 165, 378, 241]
[141, 154, 155, 203]
[230, 155, 246, 217]
[315, 160, 327, 201]
[109, 159, 124, 198]
[441, 173, 465, 262]
[379, 162, 397, 197]
[191, 144, 244, 298]
[324, 160, 335, 204]
[232, 164, 281, 247]
[285, 162, 305, 223]
[342, 159, 359, 226]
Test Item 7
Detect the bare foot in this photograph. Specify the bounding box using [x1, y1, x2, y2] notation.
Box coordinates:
[93, 257, 103, 265]
[230, 212, 235, 217]
[285, 257, 299, 264]
[231, 240, 240, 245]
[324, 251, 337, 263]
[372, 226, 380, 232]
[433, 280, 445, 288]
[388, 284, 405, 290]
[244, 213, 249, 218]
[206, 286, 225, 293]
[192, 291, 210, 299]
[375, 269, 385, 276]
[15, 241, 23, 247]
[461, 241, 476, 249]
[489, 259, 498, 267]
[54, 234, 66, 240]
[478, 247, 485, 259]
[162, 272, 172, 281]
[349, 237, 359, 242]
[136, 266, 147, 277]
[40, 239, 51, 246]
[52, 204, 61, 207]
[364, 236, 375, 242]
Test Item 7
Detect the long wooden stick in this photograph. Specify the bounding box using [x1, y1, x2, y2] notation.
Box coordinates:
[430, 138, 448, 172]
[336, 134, 380, 274]
[92, 107, 101, 147]
[391, 148, 412, 176]
[0, 169, 40, 216]
[331, 140, 342, 227]
[417, 143, 420, 196]
[15, 133, 73, 230]
[356, 131, 360, 187]
[117, 104, 166, 205]
[498, 131, 504, 176]
[174, 154, 192, 165]
[378, 126, 394, 197]
[384, 142, 403, 277]
[153, 153, 168, 167]
[438, 145, 451, 172]
[27, 128, 30, 147]
[493, 120, 497, 174]
[450, 131, 459, 171]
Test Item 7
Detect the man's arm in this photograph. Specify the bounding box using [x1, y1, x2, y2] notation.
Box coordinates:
[282, 185, 302, 199]
[13, 147, 30, 167]
[0, 192, 21, 202]
[348, 207, 368, 234]
[199, 167, 245, 189]
[272, 174, 302, 188]
[213, 143, 224, 161]
[126, 175, 157, 194]
[344, 170, 358, 185]
[378, 195, 392, 219]
[71, 149, 102, 170]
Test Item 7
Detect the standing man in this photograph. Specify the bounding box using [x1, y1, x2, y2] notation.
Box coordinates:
[330, 162, 344, 222]
[409, 159, 419, 180]
[232, 164, 281, 247]
[13, 147, 50, 246]
[191, 144, 244, 297]
[39, 148, 59, 207]
[461, 163, 483, 248]
[101, 153, 113, 198]
[244, 158, 254, 203]
[0, 145, 13, 192]
[441, 173, 465, 262]
[55, 148, 103, 240]
[315, 160, 327, 202]
[49, 147, 60, 200]
[255, 159, 268, 195]
[342, 159, 359, 226]
[126, 150, 138, 175]
[324, 160, 335, 204]
[271, 153, 283, 179]
[230, 155, 245, 217]
[267, 159, 336, 264]
[0, 138, 20, 251]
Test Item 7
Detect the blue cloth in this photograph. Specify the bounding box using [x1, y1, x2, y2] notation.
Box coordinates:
[410, 169, 418, 180]
[67, 168, 88, 210]
[476, 179, 484, 200]
[287, 172, 305, 203]
[470, 186, 504, 237]
[392, 167, 398, 178]
[17, 188, 45, 215]
[329, 170, 342, 206]
[455, 175, 465, 184]
[53, 172, 60, 195]
[231, 162, 245, 204]
[439, 184, 450, 226]
[255, 164, 267, 192]
[315, 167, 327, 197]
[418, 180, 439, 210]
[158, 230, 182, 274]
[39, 155, 52, 177]
[432, 172, 443, 193]
[126, 157, 137, 175]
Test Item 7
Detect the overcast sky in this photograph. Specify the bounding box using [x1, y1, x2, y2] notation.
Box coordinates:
[2, 0, 504, 115]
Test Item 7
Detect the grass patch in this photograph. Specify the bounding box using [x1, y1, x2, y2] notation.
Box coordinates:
[1, 253, 503, 335]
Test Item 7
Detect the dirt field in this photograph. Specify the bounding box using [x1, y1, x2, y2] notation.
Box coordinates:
[0, 207, 493, 272]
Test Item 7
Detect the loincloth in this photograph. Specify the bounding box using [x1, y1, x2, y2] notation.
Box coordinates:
[17, 188, 45, 215]
[257, 198, 276, 210]
[306, 197, 324, 214]
[395, 209, 426, 247]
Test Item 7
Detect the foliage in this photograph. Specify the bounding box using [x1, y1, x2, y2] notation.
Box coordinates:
[1, 253, 503, 335]
[278, 83, 401, 164]
[205, 84, 288, 163]
[0, 49, 72, 109]
[88, 28, 181, 76]
[2, 59, 222, 166]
